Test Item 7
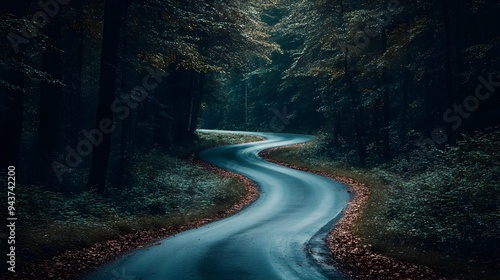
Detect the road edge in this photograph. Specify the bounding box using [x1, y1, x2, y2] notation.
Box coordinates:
[259, 145, 446, 280]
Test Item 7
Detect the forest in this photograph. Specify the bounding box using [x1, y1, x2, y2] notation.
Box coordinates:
[0, 0, 499, 279]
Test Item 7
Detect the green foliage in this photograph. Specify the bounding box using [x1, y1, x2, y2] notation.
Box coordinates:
[0, 4, 65, 92]
[374, 130, 500, 278]
[131, 0, 281, 73]
[204, 0, 500, 167]
[267, 129, 500, 279]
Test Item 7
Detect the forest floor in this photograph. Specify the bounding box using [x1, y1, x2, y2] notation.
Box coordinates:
[1, 132, 262, 280]
[261, 135, 499, 280]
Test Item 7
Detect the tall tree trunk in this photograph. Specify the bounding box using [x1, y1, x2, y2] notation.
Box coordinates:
[382, 84, 391, 161]
[171, 70, 192, 145]
[119, 0, 130, 158]
[184, 70, 194, 141]
[333, 110, 342, 148]
[87, 0, 125, 192]
[188, 72, 204, 140]
[424, 74, 433, 132]
[0, 70, 24, 171]
[344, 47, 366, 166]
[39, 18, 62, 153]
[0, 2, 26, 171]
[67, 0, 85, 146]
[354, 109, 366, 167]
[400, 70, 411, 142]
[454, 0, 465, 98]
[380, 28, 391, 161]
[381, 67, 391, 161]
[159, 68, 178, 147]
[244, 82, 248, 124]
[440, 0, 454, 103]
[371, 108, 381, 156]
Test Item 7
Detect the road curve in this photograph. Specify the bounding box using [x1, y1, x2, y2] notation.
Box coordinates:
[82, 130, 350, 280]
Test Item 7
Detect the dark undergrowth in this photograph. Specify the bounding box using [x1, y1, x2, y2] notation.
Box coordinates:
[266, 130, 500, 280]
[0, 132, 262, 270]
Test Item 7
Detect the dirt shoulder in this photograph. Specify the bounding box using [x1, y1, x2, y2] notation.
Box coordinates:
[259, 147, 446, 280]
[5, 159, 259, 280]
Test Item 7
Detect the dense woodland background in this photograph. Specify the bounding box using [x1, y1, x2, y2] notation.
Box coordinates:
[0, 0, 499, 278]
[1, 0, 281, 193]
[204, 0, 500, 168]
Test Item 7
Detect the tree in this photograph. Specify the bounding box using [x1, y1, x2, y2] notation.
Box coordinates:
[38, 17, 62, 154]
[0, 2, 28, 171]
[87, 0, 126, 192]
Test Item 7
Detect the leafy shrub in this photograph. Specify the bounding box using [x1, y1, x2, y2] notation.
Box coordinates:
[378, 130, 500, 273]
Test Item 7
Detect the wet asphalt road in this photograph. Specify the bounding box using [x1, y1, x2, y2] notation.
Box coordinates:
[82, 130, 350, 280]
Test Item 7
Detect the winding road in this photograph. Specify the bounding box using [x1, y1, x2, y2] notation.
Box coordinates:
[83, 130, 351, 280]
